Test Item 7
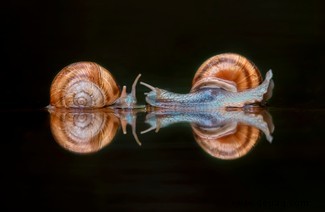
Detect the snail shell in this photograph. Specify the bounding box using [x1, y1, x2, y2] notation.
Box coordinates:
[192, 123, 261, 160]
[192, 53, 262, 92]
[141, 53, 273, 109]
[50, 62, 120, 108]
[50, 109, 120, 154]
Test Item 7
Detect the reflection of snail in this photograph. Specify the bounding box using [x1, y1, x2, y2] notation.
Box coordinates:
[49, 62, 142, 109]
[49, 109, 119, 154]
[142, 107, 274, 160]
[49, 108, 142, 154]
[192, 123, 260, 160]
[141, 53, 274, 109]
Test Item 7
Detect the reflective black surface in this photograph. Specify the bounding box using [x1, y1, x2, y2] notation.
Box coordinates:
[2, 0, 325, 211]
[1, 108, 324, 211]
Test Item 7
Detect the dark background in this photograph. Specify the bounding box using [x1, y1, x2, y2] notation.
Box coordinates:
[2, 0, 325, 211]
[2, 0, 325, 109]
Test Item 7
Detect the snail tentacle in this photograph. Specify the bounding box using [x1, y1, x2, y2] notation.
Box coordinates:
[141, 126, 157, 134]
[140, 81, 157, 92]
[116, 109, 142, 146]
[111, 74, 143, 109]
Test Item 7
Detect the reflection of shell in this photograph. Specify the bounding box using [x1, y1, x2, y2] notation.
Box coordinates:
[50, 110, 119, 154]
[192, 123, 261, 160]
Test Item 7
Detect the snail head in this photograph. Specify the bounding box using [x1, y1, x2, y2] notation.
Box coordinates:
[140, 81, 168, 107]
[114, 74, 143, 109]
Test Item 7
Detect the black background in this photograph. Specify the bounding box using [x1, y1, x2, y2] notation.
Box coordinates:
[2, 0, 325, 211]
[2, 0, 325, 109]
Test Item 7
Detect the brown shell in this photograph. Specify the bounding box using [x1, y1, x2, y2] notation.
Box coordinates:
[50, 109, 119, 154]
[50, 62, 120, 108]
[192, 53, 262, 92]
[192, 123, 261, 160]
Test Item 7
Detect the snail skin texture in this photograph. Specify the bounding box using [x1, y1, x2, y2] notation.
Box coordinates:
[49, 62, 141, 109]
[141, 53, 274, 110]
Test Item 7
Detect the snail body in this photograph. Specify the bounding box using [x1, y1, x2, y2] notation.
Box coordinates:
[49, 62, 141, 109]
[141, 53, 274, 109]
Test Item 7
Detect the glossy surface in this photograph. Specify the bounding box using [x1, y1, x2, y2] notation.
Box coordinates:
[1, 108, 324, 211]
[49, 109, 120, 153]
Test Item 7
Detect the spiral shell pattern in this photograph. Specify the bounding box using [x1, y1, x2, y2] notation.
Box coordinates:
[50, 62, 120, 108]
[192, 123, 261, 160]
[50, 110, 119, 154]
[192, 53, 262, 92]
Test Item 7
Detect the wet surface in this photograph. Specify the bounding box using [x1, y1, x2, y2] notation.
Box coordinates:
[1, 107, 324, 211]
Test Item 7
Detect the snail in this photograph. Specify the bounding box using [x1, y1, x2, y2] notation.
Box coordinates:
[141, 53, 274, 109]
[49, 108, 143, 154]
[49, 62, 142, 109]
[141, 107, 274, 160]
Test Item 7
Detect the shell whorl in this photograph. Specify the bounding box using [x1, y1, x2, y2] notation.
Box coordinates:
[192, 123, 261, 160]
[50, 62, 120, 108]
[192, 53, 262, 92]
[50, 110, 119, 154]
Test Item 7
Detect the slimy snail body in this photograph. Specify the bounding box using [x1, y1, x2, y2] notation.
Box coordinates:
[141, 53, 274, 110]
[49, 62, 141, 109]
